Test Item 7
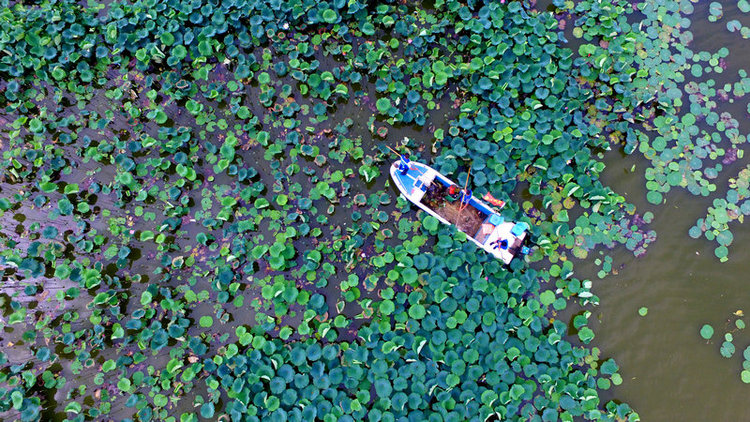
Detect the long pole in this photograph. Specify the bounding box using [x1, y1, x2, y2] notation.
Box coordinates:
[455, 162, 472, 225]
[384, 145, 400, 156]
[458, 164, 472, 213]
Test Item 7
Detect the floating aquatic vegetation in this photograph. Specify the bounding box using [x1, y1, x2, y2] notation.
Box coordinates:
[710, 2, 724, 22]
[0, 0, 675, 420]
[702, 324, 716, 340]
[559, 0, 750, 262]
[689, 164, 750, 261]
[699, 311, 750, 382]
[721, 333, 736, 358]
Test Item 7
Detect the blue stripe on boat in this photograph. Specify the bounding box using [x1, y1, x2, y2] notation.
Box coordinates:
[467, 197, 492, 215]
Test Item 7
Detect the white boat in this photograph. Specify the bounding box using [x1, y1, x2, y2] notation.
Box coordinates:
[390, 158, 529, 265]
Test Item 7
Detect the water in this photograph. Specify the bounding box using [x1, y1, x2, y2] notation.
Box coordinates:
[540, 1, 750, 419]
[584, 153, 750, 420]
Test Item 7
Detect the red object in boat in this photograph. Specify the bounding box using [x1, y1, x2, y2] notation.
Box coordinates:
[482, 192, 506, 208]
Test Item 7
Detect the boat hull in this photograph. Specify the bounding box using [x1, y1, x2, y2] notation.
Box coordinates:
[390, 160, 528, 265]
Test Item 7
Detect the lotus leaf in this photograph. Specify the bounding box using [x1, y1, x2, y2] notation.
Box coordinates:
[578, 327, 595, 343]
[721, 341, 736, 358]
[376, 98, 391, 114]
[199, 316, 213, 328]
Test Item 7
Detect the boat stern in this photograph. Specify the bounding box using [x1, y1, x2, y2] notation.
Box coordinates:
[481, 220, 530, 265]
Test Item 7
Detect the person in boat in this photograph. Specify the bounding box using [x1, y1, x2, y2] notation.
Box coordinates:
[398, 154, 410, 175]
[490, 238, 509, 250]
[460, 188, 472, 207]
[447, 184, 460, 200]
[425, 180, 439, 198]
[423, 183, 439, 207]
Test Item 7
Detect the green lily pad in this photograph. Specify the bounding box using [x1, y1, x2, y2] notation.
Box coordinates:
[376, 98, 391, 114]
[646, 191, 663, 205]
[200, 316, 214, 328]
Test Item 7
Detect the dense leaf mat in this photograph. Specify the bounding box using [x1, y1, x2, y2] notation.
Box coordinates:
[3, 0, 726, 420]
